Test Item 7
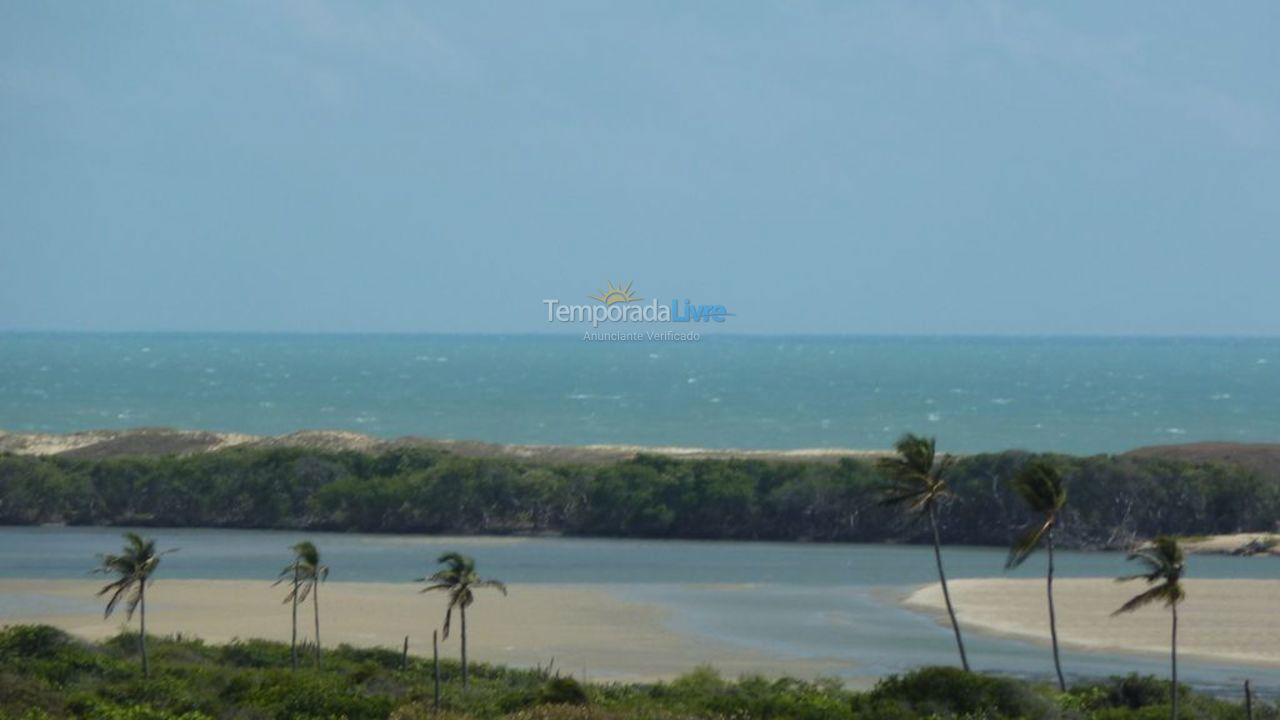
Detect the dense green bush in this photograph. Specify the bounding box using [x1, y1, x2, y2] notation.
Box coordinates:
[538, 677, 589, 706]
[1101, 675, 1187, 710]
[0, 625, 1274, 720]
[0, 626, 73, 660]
[1, 446, 1277, 549]
[870, 666, 1054, 718]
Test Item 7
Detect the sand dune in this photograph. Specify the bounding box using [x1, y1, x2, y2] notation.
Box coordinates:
[0, 579, 843, 682]
[0, 427, 886, 463]
[904, 578, 1280, 667]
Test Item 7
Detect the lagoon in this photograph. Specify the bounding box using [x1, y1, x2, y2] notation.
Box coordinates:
[0, 527, 1275, 696]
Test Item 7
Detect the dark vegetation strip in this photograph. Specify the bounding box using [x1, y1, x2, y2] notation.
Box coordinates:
[1, 447, 1276, 549]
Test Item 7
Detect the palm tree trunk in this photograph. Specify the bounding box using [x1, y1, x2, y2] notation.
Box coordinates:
[313, 580, 322, 668]
[1047, 528, 1066, 692]
[1171, 603, 1179, 720]
[461, 605, 469, 689]
[433, 630, 441, 710]
[139, 582, 149, 679]
[290, 565, 299, 671]
[929, 504, 969, 671]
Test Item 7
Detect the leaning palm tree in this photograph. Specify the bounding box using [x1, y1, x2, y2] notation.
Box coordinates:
[877, 433, 969, 671]
[417, 552, 507, 688]
[93, 532, 175, 679]
[276, 541, 329, 670]
[1114, 536, 1186, 720]
[1005, 458, 1069, 691]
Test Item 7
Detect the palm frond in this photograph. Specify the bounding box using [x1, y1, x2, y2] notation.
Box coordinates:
[474, 579, 508, 595]
[1010, 459, 1067, 514]
[1114, 535, 1185, 616]
[1113, 583, 1181, 615]
[1116, 572, 1159, 583]
[1005, 519, 1052, 569]
[876, 433, 952, 520]
[419, 551, 505, 641]
[878, 487, 926, 508]
[94, 533, 170, 620]
[292, 541, 321, 569]
[101, 584, 130, 619]
[935, 452, 958, 480]
[122, 586, 143, 620]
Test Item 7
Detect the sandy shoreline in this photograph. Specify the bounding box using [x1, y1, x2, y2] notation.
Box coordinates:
[0, 579, 842, 682]
[904, 578, 1280, 667]
[1179, 534, 1279, 556]
[0, 427, 889, 464]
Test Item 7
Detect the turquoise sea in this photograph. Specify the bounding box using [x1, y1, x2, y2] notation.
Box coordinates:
[2, 333, 1279, 453]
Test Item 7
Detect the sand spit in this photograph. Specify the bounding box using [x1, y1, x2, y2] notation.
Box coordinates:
[1176, 534, 1279, 557]
[0, 579, 846, 682]
[905, 578, 1280, 667]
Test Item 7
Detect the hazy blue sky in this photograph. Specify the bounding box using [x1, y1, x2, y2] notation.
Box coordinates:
[2, 2, 1277, 334]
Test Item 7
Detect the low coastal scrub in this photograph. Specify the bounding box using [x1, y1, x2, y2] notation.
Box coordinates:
[1, 445, 1276, 549]
[0, 625, 1272, 720]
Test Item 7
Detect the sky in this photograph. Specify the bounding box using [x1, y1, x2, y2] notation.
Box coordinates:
[1, 1, 1277, 335]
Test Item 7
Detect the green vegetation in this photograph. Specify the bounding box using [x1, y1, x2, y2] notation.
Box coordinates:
[417, 552, 507, 689]
[2, 442, 1275, 550]
[1006, 458, 1070, 692]
[1114, 537, 1188, 720]
[876, 434, 969, 670]
[1, 624, 1273, 720]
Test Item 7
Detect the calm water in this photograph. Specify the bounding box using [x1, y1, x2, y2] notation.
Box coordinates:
[0, 527, 1276, 695]
[2, 333, 1279, 453]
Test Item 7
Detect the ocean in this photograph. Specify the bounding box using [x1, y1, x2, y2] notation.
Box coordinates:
[1, 333, 1277, 453]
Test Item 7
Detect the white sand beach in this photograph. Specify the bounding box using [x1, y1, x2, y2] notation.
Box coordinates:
[0, 579, 843, 682]
[904, 578, 1280, 667]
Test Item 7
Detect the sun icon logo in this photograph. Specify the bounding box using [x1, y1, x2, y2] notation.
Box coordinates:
[591, 281, 642, 305]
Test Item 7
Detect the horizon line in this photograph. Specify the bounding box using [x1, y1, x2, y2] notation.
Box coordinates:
[3, 328, 1280, 340]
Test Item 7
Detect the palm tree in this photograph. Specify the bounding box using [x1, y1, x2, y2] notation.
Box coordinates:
[877, 433, 969, 671]
[93, 532, 175, 679]
[1114, 536, 1186, 720]
[417, 552, 507, 688]
[276, 541, 329, 670]
[1005, 458, 1069, 691]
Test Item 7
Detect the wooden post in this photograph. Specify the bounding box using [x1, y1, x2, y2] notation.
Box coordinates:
[433, 630, 441, 711]
[1244, 679, 1253, 720]
[401, 636, 409, 671]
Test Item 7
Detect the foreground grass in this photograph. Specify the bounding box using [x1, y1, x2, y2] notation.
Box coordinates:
[0, 625, 1274, 720]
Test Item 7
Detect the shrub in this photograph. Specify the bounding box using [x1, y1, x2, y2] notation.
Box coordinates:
[0, 626, 74, 660]
[870, 666, 1053, 719]
[0, 671, 64, 717]
[538, 677, 589, 706]
[1077, 674, 1185, 710]
[218, 639, 292, 669]
[666, 665, 726, 697]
